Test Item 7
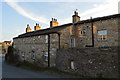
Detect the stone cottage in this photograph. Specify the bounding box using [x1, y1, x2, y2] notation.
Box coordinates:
[13, 11, 120, 67]
[2, 41, 12, 53]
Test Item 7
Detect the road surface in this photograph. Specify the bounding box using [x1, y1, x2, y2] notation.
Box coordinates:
[1, 56, 59, 78]
[0, 55, 2, 79]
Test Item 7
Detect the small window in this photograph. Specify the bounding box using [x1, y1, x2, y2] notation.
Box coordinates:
[52, 48, 56, 51]
[70, 35, 75, 47]
[33, 38, 35, 41]
[44, 52, 48, 62]
[22, 53, 25, 59]
[31, 51, 35, 60]
[52, 39, 57, 42]
[80, 30, 86, 35]
[38, 36, 41, 38]
[22, 53, 25, 60]
[45, 35, 48, 43]
[98, 30, 107, 40]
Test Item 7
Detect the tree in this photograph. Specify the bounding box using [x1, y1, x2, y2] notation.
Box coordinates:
[2, 43, 5, 53]
[5, 46, 14, 63]
[2, 43, 5, 49]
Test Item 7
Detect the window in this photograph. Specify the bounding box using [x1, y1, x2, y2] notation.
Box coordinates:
[45, 35, 48, 43]
[52, 48, 56, 51]
[80, 30, 86, 35]
[44, 52, 48, 62]
[31, 51, 35, 60]
[70, 35, 75, 47]
[98, 30, 107, 40]
[33, 38, 35, 41]
[22, 53, 25, 61]
[22, 53, 25, 59]
[38, 36, 41, 38]
[52, 39, 57, 42]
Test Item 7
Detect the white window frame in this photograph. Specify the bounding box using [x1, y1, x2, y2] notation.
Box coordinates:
[80, 30, 86, 35]
[52, 39, 57, 42]
[38, 36, 41, 38]
[44, 52, 48, 62]
[22, 53, 25, 60]
[31, 51, 36, 60]
[52, 48, 56, 51]
[45, 35, 48, 43]
[98, 30, 107, 41]
[70, 36, 75, 47]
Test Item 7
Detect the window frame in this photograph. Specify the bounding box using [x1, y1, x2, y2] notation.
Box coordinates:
[31, 51, 36, 60]
[44, 52, 48, 62]
[70, 35, 75, 47]
[80, 30, 86, 35]
[97, 30, 107, 41]
[45, 35, 48, 43]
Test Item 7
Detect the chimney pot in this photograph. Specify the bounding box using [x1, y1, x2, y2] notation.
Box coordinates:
[27, 24, 29, 27]
[52, 18, 54, 21]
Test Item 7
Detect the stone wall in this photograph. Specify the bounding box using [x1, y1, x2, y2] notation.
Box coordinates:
[56, 47, 118, 78]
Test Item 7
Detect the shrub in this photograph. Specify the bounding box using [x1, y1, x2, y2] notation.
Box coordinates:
[5, 53, 8, 61]
[5, 46, 14, 63]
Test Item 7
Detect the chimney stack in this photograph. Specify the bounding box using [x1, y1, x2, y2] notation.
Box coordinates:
[34, 23, 41, 31]
[72, 9, 80, 23]
[50, 18, 59, 27]
[26, 24, 31, 32]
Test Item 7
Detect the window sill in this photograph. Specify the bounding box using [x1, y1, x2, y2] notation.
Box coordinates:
[97, 40, 108, 42]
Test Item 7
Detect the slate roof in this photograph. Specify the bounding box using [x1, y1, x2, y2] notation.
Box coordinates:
[3, 41, 11, 44]
[76, 14, 120, 24]
[13, 13, 120, 39]
[13, 23, 72, 39]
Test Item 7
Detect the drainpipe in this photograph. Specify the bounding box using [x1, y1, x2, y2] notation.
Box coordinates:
[86, 17, 94, 47]
[48, 34, 50, 67]
[91, 17, 94, 47]
[58, 33, 60, 49]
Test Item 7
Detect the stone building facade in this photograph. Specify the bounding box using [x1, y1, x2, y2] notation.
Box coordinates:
[74, 16, 119, 48]
[13, 22, 72, 67]
[2, 41, 12, 53]
[13, 11, 120, 67]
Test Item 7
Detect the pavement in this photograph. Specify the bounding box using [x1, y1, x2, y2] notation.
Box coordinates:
[0, 56, 2, 79]
[1, 56, 60, 78]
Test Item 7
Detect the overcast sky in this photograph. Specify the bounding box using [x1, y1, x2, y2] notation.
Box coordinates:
[0, 0, 119, 42]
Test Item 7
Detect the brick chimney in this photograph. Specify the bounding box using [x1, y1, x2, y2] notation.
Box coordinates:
[72, 10, 80, 23]
[50, 18, 59, 27]
[26, 24, 31, 32]
[34, 23, 41, 30]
